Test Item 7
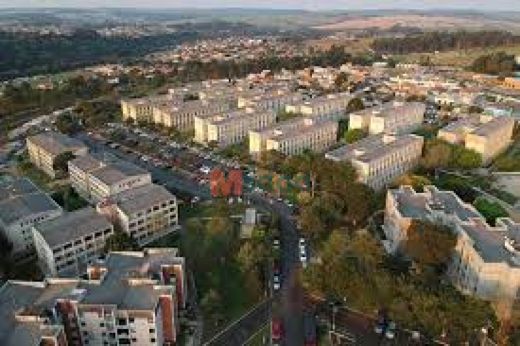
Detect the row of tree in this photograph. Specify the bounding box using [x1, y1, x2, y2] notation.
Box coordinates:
[372, 30, 520, 54]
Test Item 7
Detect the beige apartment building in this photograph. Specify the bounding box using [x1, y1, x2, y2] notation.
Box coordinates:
[0, 248, 186, 346]
[121, 95, 174, 123]
[97, 183, 179, 246]
[238, 90, 304, 112]
[438, 115, 515, 164]
[383, 185, 520, 308]
[285, 92, 352, 121]
[194, 107, 276, 147]
[27, 131, 88, 178]
[68, 154, 152, 203]
[249, 118, 338, 156]
[0, 178, 62, 261]
[325, 134, 424, 190]
[152, 99, 231, 131]
[32, 208, 114, 277]
[349, 101, 425, 135]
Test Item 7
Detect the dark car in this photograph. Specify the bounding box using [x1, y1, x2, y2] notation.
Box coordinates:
[271, 318, 284, 344]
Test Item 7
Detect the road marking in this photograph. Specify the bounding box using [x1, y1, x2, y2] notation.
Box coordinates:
[203, 298, 271, 345]
[241, 321, 269, 346]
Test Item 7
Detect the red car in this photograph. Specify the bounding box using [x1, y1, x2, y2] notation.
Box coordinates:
[271, 318, 284, 344]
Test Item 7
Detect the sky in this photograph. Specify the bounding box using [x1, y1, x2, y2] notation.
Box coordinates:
[1, 0, 520, 11]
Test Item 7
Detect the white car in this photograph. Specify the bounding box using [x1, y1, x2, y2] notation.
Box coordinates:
[273, 275, 281, 291]
[299, 248, 308, 267]
[299, 237, 306, 247]
[385, 321, 396, 339]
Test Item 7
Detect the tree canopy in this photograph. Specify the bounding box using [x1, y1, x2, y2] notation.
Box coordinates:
[344, 128, 367, 144]
[473, 197, 509, 226]
[104, 231, 139, 252]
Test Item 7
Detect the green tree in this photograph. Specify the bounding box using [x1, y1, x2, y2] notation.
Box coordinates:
[344, 128, 367, 144]
[104, 231, 139, 252]
[451, 147, 482, 170]
[347, 97, 364, 112]
[52, 151, 76, 177]
[422, 139, 452, 170]
[473, 197, 509, 226]
[404, 220, 457, 274]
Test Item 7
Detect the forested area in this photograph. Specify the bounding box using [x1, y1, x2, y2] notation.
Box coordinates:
[372, 30, 520, 54]
[0, 30, 200, 80]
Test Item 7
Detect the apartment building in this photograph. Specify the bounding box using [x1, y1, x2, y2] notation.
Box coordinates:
[120, 95, 172, 123]
[438, 115, 515, 164]
[249, 118, 338, 156]
[194, 107, 276, 147]
[503, 77, 520, 90]
[27, 131, 88, 178]
[0, 177, 62, 261]
[285, 92, 351, 121]
[68, 154, 151, 203]
[383, 185, 520, 306]
[97, 184, 178, 246]
[152, 99, 232, 131]
[325, 134, 424, 190]
[33, 208, 114, 277]
[349, 101, 425, 135]
[0, 248, 186, 346]
[238, 90, 304, 112]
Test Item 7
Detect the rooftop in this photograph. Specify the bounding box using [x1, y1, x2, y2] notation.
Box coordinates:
[255, 117, 336, 141]
[27, 131, 87, 157]
[89, 160, 149, 186]
[0, 178, 61, 226]
[113, 184, 175, 215]
[34, 208, 112, 248]
[351, 101, 425, 119]
[325, 134, 423, 163]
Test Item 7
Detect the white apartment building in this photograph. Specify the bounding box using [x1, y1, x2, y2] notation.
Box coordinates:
[68, 154, 151, 203]
[383, 185, 520, 308]
[152, 99, 231, 131]
[438, 115, 515, 164]
[33, 208, 114, 277]
[0, 248, 186, 346]
[193, 107, 276, 147]
[121, 95, 173, 123]
[285, 92, 352, 121]
[325, 134, 424, 190]
[238, 90, 304, 112]
[97, 184, 179, 246]
[349, 101, 425, 135]
[0, 178, 62, 261]
[249, 118, 338, 156]
[27, 131, 88, 178]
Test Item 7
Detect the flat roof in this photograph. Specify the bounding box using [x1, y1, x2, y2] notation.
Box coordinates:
[255, 117, 336, 141]
[0, 178, 61, 226]
[34, 208, 112, 248]
[326, 134, 423, 163]
[90, 160, 149, 186]
[114, 184, 175, 215]
[27, 131, 86, 156]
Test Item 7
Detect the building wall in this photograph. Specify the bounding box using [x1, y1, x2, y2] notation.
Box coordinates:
[265, 122, 338, 156]
[465, 121, 514, 164]
[27, 139, 88, 179]
[1, 209, 62, 261]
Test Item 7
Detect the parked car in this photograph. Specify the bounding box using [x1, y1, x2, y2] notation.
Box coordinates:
[385, 321, 396, 339]
[271, 318, 284, 345]
[273, 274, 281, 291]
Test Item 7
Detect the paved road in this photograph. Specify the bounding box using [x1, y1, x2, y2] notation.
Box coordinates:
[249, 194, 304, 346]
[203, 298, 272, 346]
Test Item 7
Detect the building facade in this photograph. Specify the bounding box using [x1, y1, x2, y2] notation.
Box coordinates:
[27, 131, 88, 178]
[97, 184, 179, 246]
[285, 92, 351, 121]
[325, 134, 424, 190]
[0, 178, 62, 261]
[249, 118, 338, 156]
[438, 115, 515, 163]
[349, 101, 425, 135]
[33, 208, 114, 277]
[194, 108, 276, 147]
[383, 185, 520, 308]
[68, 155, 152, 203]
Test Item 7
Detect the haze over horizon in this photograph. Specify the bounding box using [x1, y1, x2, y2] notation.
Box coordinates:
[1, 0, 520, 11]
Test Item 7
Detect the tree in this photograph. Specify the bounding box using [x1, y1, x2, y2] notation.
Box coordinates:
[104, 231, 139, 252]
[334, 72, 349, 90]
[421, 140, 452, 170]
[473, 197, 508, 226]
[404, 220, 457, 274]
[347, 97, 364, 112]
[344, 128, 367, 144]
[53, 151, 76, 177]
[56, 112, 81, 134]
[451, 147, 482, 170]
[393, 174, 431, 191]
